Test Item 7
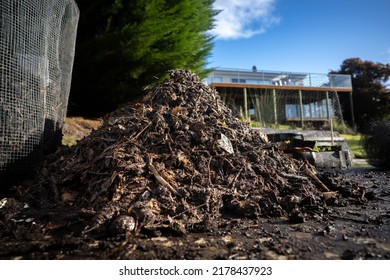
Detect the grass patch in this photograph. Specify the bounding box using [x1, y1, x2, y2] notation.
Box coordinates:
[62, 117, 102, 146]
[62, 134, 80, 147]
[342, 133, 365, 159]
[250, 122, 301, 130]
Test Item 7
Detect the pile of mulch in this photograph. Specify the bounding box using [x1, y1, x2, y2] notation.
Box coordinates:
[2, 70, 366, 240]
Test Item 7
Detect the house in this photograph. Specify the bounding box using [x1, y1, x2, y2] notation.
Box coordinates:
[205, 67, 353, 129]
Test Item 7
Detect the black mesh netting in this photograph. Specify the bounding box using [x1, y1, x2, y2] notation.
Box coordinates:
[0, 0, 79, 185]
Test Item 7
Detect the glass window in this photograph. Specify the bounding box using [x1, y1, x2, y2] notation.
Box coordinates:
[286, 104, 299, 118]
[212, 76, 223, 82]
[231, 78, 246, 83]
[246, 79, 260, 84]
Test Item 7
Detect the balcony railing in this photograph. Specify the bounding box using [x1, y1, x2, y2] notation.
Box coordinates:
[205, 67, 352, 90]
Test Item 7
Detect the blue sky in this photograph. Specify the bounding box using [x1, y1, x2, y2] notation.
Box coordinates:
[208, 0, 390, 74]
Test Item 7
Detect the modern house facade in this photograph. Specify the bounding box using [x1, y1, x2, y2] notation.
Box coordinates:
[205, 67, 353, 129]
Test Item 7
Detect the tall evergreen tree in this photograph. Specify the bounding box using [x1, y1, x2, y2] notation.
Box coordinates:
[331, 58, 390, 132]
[70, 0, 217, 116]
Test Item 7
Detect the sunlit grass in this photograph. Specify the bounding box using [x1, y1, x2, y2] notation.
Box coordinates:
[250, 122, 301, 130]
[62, 134, 79, 147]
[61, 117, 102, 146]
[342, 133, 366, 159]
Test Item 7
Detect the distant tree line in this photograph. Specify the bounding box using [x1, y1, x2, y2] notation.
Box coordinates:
[69, 0, 217, 117]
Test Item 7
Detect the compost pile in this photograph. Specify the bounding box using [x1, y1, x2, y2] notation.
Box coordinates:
[10, 70, 361, 239]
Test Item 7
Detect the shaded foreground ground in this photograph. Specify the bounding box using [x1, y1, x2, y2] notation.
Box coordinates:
[0, 168, 389, 260]
[0, 70, 389, 260]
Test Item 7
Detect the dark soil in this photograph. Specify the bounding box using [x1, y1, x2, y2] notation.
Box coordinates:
[0, 70, 389, 260]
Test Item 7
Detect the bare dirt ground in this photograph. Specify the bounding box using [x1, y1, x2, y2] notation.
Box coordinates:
[0, 71, 389, 260]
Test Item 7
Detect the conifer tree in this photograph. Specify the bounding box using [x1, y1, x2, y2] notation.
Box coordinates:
[70, 0, 217, 116]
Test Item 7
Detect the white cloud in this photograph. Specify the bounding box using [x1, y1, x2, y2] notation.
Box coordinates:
[210, 0, 280, 40]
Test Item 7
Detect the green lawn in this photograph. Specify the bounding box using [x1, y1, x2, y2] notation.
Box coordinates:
[342, 134, 365, 159]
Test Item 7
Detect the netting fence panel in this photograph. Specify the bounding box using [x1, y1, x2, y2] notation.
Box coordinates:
[0, 0, 79, 184]
[218, 87, 345, 129]
[247, 88, 345, 129]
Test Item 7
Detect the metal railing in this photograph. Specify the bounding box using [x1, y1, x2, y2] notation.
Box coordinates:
[205, 67, 352, 90]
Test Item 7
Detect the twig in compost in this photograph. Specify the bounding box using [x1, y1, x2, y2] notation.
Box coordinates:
[302, 164, 330, 192]
[229, 166, 244, 189]
[130, 122, 151, 140]
[148, 157, 179, 196]
[171, 203, 207, 219]
[279, 172, 309, 181]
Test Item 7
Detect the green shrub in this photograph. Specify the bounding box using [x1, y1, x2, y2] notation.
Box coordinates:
[332, 122, 355, 134]
[362, 120, 390, 170]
